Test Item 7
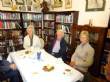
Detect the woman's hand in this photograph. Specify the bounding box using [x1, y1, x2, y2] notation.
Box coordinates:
[70, 61, 75, 67]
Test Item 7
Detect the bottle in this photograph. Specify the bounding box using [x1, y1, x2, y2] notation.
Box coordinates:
[89, 19, 93, 27]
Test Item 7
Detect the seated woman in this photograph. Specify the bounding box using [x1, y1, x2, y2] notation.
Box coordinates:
[70, 31, 94, 74]
[46, 29, 68, 62]
[23, 24, 41, 49]
[105, 54, 110, 81]
[0, 56, 19, 82]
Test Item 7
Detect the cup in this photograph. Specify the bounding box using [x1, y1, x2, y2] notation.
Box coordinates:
[37, 52, 41, 60]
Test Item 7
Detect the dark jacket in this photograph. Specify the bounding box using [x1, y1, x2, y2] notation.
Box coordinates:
[0, 60, 11, 72]
[46, 38, 68, 62]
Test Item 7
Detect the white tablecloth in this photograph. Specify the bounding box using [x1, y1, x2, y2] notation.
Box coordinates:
[7, 49, 84, 82]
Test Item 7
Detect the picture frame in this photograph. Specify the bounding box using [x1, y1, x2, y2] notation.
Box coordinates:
[65, 0, 72, 9]
[19, 5, 26, 11]
[27, 6, 32, 11]
[15, 0, 24, 5]
[2, 0, 12, 7]
[54, 0, 62, 8]
[86, 0, 106, 11]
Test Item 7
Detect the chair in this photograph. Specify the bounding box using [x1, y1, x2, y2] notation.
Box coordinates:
[40, 38, 44, 49]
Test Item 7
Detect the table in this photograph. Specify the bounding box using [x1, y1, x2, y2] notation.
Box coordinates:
[7, 48, 84, 82]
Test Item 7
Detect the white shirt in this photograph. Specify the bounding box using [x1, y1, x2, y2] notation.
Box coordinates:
[52, 40, 60, 53]
[23, 34, 41, 49]
[0, 56, 2, 60]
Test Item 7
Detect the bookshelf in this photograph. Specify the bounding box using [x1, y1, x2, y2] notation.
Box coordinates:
[43, 12, 55, 43]
[0, 11, 23, 59]
[0, 10, 79, 59]
[42, 11, 79, 45]
[55, 11, 78, 45]
[100, 17, 110, 80]
[21, 12, 43, 37]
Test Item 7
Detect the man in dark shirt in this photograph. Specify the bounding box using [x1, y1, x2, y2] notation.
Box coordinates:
[46, 29, 68, 62]
[0, 59, 19, 82]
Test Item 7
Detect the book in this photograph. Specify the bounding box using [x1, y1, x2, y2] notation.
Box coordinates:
[0, 21, 3, 29]
[44, 14, 55, 20]
[56, 24, 71, 33]
[44, 22, 54, 29]
[1, 22, 21, 29]
[0, 13, 20, 20]
[22, 13, 42, 21]
[56, 14, 73, 23]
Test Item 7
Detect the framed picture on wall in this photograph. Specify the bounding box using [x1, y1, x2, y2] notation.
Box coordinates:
[2, 0, 12, 7]
[86, 0, 106, 11]
[65, 0, 72, 9]
[19, 5, 26, 11]
[54, 0, 62, 8]
[15, 0, 24, 5]
[27, 6, 32, 11]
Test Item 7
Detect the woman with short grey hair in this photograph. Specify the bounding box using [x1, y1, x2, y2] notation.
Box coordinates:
[70, 31, 94, 74]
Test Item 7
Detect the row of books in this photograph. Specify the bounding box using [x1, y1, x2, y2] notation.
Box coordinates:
[56, 24, 71, 33]
[0, 21, 21, 29]
[44, 14, 55, 20]
[44, 22, 54, 29]
[0, 13, 20, 20]
[34, 22, 42, 28]
[43, 29, 55, 36]
[56, 14, 73, 23]
[22, 13, 42, 21]
[23, 22, 42, 28]
[0, 30, 23, 53]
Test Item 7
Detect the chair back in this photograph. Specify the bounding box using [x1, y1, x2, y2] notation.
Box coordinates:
[40, 38, 44, 49]
[0, 71, 8, 81]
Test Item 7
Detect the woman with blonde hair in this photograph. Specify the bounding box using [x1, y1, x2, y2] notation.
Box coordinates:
[23, 24, 41, 49]
[70, 31, 94, 74]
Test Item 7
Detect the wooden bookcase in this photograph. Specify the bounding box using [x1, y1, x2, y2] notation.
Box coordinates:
[55, 11, 78, 45]
[71, 25, 107, 76]
[43, 12, 55, 43]
[43, 11, 79, 45]
[0, 10, 79, 59]
[21, 12, 43, 37]
[0, 11, 23, 58]
[100, 17, 110, 80]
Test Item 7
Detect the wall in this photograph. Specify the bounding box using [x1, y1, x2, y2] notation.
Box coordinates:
[51, 0, 110, 27]
[0, 0, 110, 27]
